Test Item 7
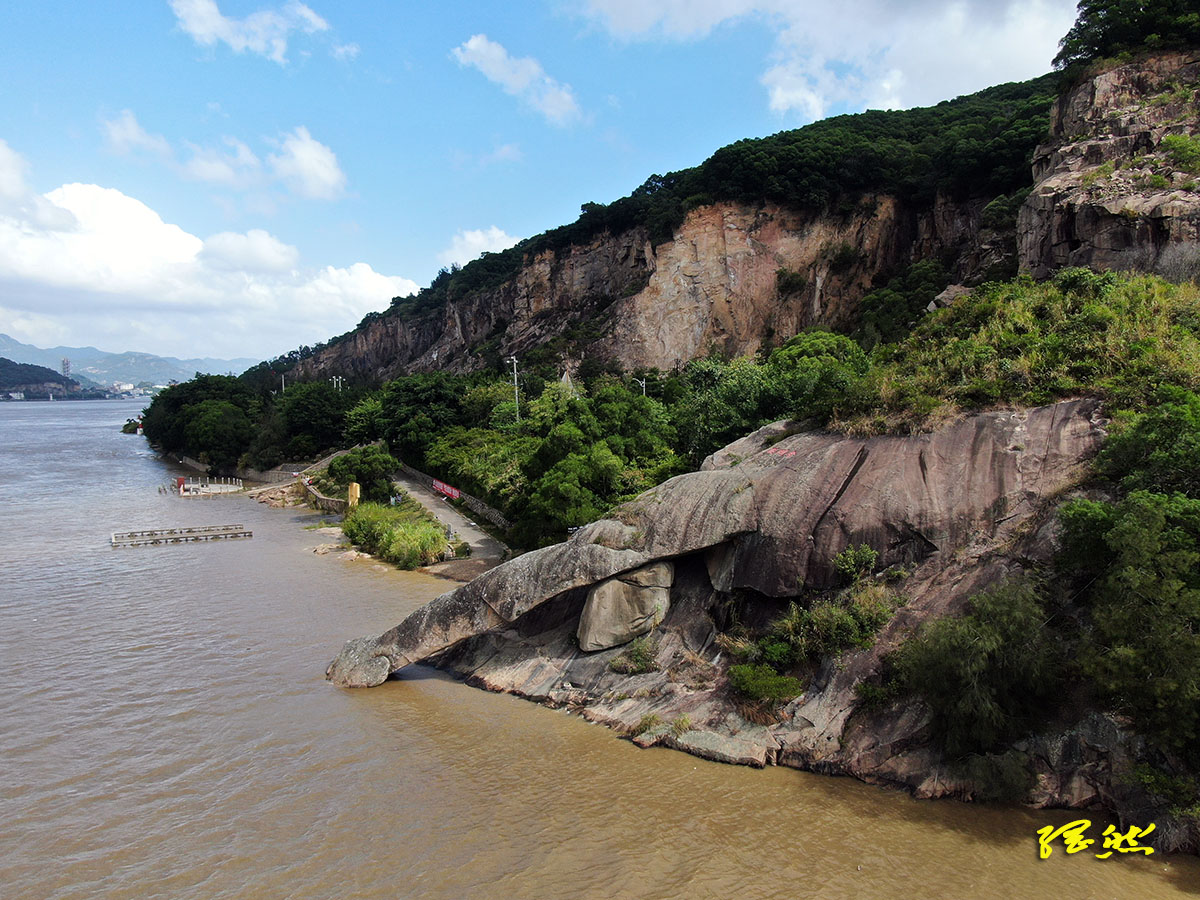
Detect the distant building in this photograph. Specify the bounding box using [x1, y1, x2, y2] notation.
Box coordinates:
[61, 357, 71, 378]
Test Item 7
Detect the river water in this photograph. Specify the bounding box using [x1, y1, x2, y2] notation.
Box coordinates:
[2, 399, 1198, 899]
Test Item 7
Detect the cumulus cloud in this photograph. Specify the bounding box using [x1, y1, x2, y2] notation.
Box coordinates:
[200, 228, 299, 271]
[452, 34, 582, 125]
[437, 226, 521, 267]
[0, 141, 415, 359]
[0, 139, 78, 230]
[581, 0, 1077, 119]
[169, 0, 330, 64]
[103, 110, 171, 157]
[98, 113, 345, 200]
[267, 126, 346, 199]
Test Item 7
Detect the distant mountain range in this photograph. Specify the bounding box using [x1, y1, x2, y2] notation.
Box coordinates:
[0, 334, 258, 386]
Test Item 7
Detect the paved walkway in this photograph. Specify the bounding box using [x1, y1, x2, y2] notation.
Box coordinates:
[392, 471, 508, 581]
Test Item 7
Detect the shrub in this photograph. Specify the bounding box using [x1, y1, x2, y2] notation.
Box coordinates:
[341, 501, 449, 570]
[670, 715, 691, 737]
[633, 714, 662, 736]
[610, 636, 659, 674]
[728, 663, 805, 701]
[776, 267, 808, 296]
[1163, 134, 1200, 174]
[833, 543, 879, 583]
[893, 579, 1060, 757]
[956, 751, 1036, 803]
[1097, 386, 1200, 496]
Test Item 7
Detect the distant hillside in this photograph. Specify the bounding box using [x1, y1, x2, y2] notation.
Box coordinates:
[0, 334, 257, 385]
[0, 357, 78, 392]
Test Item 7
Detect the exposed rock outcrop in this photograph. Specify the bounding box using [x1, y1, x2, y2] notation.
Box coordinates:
[327, 398, 1200, 846]
[298, 192, 1003, 380]
[1020, 52, 1200, 276]
[328, 398, 1102, 684]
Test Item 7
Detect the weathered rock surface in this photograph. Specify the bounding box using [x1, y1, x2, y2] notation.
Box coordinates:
[1020, 52, 1200, 276]
[326, 397, 1200, 846]
[296, 189, 1004, 381]
[328, 399, 1102, 678]
[577, 561, 674, 651]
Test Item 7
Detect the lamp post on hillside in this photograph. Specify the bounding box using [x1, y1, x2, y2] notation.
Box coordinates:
[507, 356, 520, 423]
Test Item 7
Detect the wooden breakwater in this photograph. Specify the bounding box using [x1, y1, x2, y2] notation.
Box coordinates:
[111, 524, 253, 547]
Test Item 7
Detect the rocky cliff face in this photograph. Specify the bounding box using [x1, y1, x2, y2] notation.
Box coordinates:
[1020, 51, 1200, 276]
[296, 54, 1199, 384]
[297, 191, 1003, 380]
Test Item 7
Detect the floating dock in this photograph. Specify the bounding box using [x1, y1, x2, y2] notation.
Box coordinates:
[111, 524, 252, 547]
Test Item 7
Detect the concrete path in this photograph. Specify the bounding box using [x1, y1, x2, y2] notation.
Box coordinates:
[391, 471, 508, 581]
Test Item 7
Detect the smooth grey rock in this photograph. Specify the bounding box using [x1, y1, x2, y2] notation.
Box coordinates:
[328, 400, 1104, 687]
[577, 562, 674, 651]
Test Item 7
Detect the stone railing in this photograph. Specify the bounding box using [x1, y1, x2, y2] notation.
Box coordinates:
[397, 463, 512, 530]
[303, 479, 348, 514]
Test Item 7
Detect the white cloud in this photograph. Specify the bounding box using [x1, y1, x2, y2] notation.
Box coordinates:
[332, 42, 360, 60]
[97, 113, 346, 201]
[0, 139, 78, 230]
[437, 226, 521, 267]
[482, 143, 523, 165]
[103, 110, 171, 157]
[267, 126, 346, 199]
[452, 34, 582, 125]
[182, 136, 261, 187]
[169, 0, 330, 64]
[581, 0, 1077, 120]
[200, 228, 299, 271]
[0, 141, 415, 359]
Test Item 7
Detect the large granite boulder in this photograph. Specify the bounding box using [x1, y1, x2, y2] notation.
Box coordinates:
[327, 399, 1104, 688]
[577, 561, 674, 651]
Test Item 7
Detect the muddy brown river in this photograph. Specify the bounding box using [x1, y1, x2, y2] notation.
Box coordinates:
[3, 399, 1198, 899]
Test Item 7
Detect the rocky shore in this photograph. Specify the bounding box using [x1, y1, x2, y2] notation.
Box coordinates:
[324, 399, 1200, 847]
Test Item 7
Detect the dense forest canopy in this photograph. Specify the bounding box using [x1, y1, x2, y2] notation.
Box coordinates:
[1055, 0, 1200, 70]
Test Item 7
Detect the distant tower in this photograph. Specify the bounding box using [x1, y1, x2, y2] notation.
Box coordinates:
[61, 357, 71, 378]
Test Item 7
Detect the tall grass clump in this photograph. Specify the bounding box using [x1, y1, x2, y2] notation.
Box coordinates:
[342, 500, 449, 569]
[843, 269, 1200, 432]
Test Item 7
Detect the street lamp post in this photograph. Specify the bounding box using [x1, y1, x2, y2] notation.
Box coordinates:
[507, 356, 520, 423]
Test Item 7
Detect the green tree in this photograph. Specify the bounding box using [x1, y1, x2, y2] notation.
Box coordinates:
[279, 381, 354, 458]
[1098, 386, 1200, 497]
[327, 445, 399, 502]
[182, 399, 255, 471]
[895, 580, 1060, 757]
[1054, 0, 1200, 71]
[344, 394, 385, 445]
[1059, 491, 1200, 759]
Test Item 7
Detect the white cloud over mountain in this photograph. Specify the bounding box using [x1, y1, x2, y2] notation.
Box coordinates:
[437, 226, 521, 268]
[452, 34, 582, 126]
[0, 139, 415, 359]
[582, 0, 1076, 119]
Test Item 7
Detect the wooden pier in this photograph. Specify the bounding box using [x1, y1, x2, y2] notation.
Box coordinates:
[111, 524, 253, 547]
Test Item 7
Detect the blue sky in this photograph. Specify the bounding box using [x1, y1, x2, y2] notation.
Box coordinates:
[0, 0, 1078, 361]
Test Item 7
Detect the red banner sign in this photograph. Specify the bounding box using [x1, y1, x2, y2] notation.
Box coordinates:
[432, 479, 461, 499]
